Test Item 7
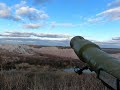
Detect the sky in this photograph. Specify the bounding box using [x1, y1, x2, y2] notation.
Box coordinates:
[0, 0, 120, 47]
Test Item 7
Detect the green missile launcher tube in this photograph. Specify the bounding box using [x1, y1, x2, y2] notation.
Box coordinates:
[70, 36, 120, 90]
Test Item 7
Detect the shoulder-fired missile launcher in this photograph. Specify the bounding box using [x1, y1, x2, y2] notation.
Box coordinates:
[70, 36, 120, 90]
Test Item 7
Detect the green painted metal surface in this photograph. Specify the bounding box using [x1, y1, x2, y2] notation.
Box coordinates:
[70, 36, 120, 80]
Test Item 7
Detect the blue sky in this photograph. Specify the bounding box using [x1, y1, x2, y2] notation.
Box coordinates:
[0, 0, 120, 47]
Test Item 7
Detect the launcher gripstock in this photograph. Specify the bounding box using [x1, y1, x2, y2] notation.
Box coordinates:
[70, 36, 120, 90]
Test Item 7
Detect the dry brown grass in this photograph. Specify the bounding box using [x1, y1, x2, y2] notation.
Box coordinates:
[0, 70, 109, 90]
[0, 46, 118, 90]
[0, 53, 82, 71]
[38, 47, 78, 59]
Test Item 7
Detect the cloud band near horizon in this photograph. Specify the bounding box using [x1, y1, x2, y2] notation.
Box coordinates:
[0, 32, 119, 48]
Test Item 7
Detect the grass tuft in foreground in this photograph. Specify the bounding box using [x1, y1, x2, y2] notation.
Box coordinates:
[0, 70, 109, 90]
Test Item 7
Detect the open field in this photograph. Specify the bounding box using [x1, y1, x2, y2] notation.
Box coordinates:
[0, 71, 108, 90]
[0, 44, 120, 90]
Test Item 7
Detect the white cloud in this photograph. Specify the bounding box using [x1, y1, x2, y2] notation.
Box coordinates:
[23, 23, 43, 29]
[16, 6, 36, 15]
[0, 31, 71, 46]
[112, 37, 120, 40]
[87, 17, 104, 23]
[108, 0, 120, 7]
[16, 6, 49, 20]
[50, 21, 91, 28]
[0, 3, 22, 21]
[97, 7, 120, 20]
[51, 22, 79, 28]
[0, 3, 11, 18]
[0, 1, 49, 23]
[93, 37, 120, 48]
[82, 0, 120, 23]
[12, 15, 22, 21]
[0, 31, 72, 39]
[15, 1, 27, 8]
[0, 32, 120, 47]
[0, 37, 70, 46]
[96, 0, 120, 21]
